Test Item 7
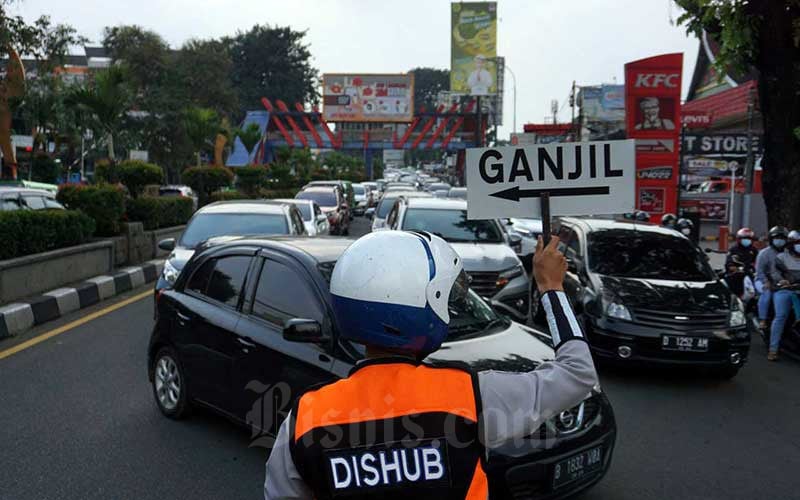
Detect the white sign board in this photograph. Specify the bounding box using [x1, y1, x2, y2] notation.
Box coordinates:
[129, 150, 149, 162]
[466, 140, 636, 220]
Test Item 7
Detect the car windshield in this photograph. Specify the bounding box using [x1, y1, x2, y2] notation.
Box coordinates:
[588, 229, 715, 281]
[352, 185, 365, 195]
[159, 189, 183, 197]
[179, 213, 288, 248]
[402, 208, 503, 243]
[376, 197, 400, 218]
[317, 262, 506, 340]
[296, 190, 336, 207]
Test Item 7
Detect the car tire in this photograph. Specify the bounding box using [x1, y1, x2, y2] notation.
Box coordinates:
[152, 347, 191, 419]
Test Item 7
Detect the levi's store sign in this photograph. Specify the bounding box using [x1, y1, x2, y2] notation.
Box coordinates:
[625, 53, 683, 219]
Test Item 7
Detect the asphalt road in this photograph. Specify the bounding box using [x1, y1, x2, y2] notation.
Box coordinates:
[2, 216, 799, 500]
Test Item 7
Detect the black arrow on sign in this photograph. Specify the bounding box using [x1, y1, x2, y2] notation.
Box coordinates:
[489, 186, 610, 202]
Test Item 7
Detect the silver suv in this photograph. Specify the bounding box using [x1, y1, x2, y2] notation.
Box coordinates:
[386, 197, 530, 323]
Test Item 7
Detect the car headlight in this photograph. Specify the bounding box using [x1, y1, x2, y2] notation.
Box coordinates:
[162, 259, 180, 285]
[729, 296, 746, 327]
[496, 264, 524, 288]
[512, 227, 533, 237]
[606, 302, 632, 321]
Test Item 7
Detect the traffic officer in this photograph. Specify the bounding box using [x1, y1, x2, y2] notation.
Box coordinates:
[264, 231, 598, 499]
[676, 217, 694, 238]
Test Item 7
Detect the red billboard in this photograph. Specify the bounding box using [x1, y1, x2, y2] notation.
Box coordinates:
[625, 53, 683, 220]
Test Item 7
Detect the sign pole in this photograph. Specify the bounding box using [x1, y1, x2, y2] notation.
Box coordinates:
[541, 191, 551, 244]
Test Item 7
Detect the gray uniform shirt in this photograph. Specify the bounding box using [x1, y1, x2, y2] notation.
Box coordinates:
[264, 290, 598, 499]
[773, 251, 800, 284]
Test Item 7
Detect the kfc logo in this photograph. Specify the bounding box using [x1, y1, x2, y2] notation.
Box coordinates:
[634, 73, 679, 88]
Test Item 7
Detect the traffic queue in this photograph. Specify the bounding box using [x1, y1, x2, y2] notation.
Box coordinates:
[148, 163, 798, 499]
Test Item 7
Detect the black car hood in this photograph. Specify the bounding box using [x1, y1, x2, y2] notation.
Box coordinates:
[427, 321, 554, 372]
[597, 275, 730, 312]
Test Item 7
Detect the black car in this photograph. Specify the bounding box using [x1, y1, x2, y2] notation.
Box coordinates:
[533, 218, 750, 378]
[149, 236, 616, 499]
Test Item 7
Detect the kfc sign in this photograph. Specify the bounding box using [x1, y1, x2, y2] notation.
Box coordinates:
[634, 73, 680, 89]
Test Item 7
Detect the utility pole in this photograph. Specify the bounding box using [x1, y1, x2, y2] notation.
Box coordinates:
[744, 87, 757, 194]
[570, 81, 576, 140]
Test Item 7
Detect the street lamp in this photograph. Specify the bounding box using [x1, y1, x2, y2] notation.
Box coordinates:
[504, 64, 517, 136]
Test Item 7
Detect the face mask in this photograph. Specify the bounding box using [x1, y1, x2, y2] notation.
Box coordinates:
[682, 228, 691, 236]
[773, 238, 786, 249]
[741, 238, 752, 247]
[794, 244, 800, 254]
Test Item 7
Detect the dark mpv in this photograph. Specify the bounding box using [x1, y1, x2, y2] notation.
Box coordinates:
[148, 236, 616, 499]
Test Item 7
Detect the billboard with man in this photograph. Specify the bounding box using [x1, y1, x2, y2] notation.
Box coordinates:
[451, 2, 497, 96]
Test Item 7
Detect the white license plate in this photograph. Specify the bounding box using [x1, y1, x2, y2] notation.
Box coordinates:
[661, 335, 709, 352]
[552, 446, 603, 490]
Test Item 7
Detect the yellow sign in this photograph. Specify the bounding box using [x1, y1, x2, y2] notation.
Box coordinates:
[451, 2, 497, 96]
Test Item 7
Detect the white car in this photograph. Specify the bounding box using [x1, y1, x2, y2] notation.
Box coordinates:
[502, 218, 542, 272]
[274, 199, 330, 236]
[351, 183, 370, 216]
[371, 191, 431, 231]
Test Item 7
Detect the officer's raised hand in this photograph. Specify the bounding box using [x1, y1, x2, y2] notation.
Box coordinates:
[533, 235, 567, 293]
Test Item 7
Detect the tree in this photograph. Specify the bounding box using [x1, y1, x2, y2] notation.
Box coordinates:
[182, 107, 220, 166]
[183, 165, 234, 205]
[227, 25, 319, 116]
[68, 66, 131, 161]
[675, 0, 800, 227]
[118, 160, 164, 198]
[103, 25, 170, 93]
[173, 39, 238, 117]
[409, 67, 450, 112]
[235, 122, 262, 161]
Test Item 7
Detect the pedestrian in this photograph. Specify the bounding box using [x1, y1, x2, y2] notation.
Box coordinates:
[767, 230, 800, 361]
[755, 226, 788, 331]
[263, 231, 597, 499]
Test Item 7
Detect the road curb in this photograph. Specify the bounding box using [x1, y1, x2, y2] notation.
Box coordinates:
[0, 260, 163, 339]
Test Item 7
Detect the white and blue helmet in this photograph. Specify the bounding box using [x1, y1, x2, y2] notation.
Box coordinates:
[330, 231, 467, 355]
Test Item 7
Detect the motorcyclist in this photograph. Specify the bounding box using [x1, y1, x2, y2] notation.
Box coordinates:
[676, 218, 694, 238]
[767, 230, 800, 361]
[661, 213, 677, 229]
[264, 232, 598, 499]
[755, 226, 788, 331]
[726, 228, 758, 274]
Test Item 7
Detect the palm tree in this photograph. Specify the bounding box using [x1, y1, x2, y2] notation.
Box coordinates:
[235, 122, 262, 163]
[68, 66, 130, 161]
[182, 107, 220, 166]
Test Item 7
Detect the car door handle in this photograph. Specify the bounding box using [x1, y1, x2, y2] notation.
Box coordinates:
[176, 311, 191, 324]
[237, 337, 256, 348]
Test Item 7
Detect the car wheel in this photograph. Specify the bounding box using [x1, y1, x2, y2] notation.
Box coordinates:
[152, 347, 191, 419]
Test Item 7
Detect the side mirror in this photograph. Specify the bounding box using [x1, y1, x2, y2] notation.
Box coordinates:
[283, 318, 327, 343]
[365, 207, 375, 219]
[505, 218, 514, 226]
[508, 233, 522, 244]
[158, 238, 176, 251]
[316, 214, 327, 223]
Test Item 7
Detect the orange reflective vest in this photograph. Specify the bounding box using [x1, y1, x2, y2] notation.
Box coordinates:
[288, 358, 488, 499]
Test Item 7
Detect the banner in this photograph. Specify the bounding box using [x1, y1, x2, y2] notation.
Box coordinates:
[322, 74, 414, 122]
[451, 2, 497, 96]
[683, 133, 762, 155]
[680, 198, 729, 222]
[581, 84, 625, 122]
[625, 53, 683, 219]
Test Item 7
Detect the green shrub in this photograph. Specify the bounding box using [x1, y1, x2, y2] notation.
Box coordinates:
[235, 166, 268, 197]
[207, 190, 250, 204]
[126, 196, 194, 230]
[0, 210, 95, 260]
[118, 160, 164, 198]
[56, 184, 126, 236]
[261, 188, 299, 199]
[183, 165, 234, 205]
[94, 159, 119, 184]
[31, 155, 61, 184]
